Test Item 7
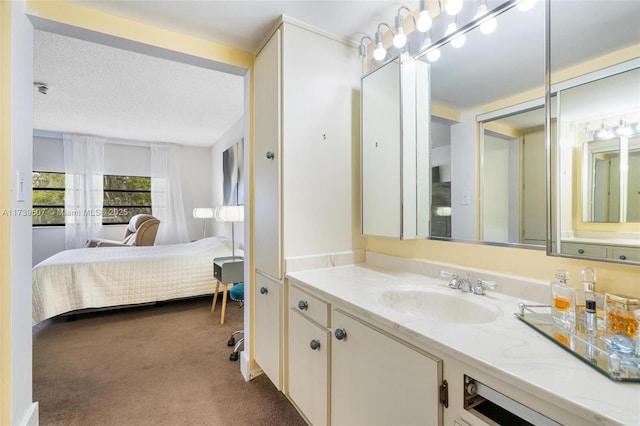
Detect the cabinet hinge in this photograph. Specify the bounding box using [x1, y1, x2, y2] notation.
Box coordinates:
[440, 380, 449, 408]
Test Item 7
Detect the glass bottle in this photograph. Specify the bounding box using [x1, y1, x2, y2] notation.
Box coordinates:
[575, 267, 601, 333]
[551, 269, 575, 330]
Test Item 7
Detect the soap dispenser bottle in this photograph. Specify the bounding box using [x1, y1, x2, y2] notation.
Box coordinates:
[551, 270, 575, 330]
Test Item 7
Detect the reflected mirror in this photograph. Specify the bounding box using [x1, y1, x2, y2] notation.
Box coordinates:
[549, 1, 640, 264]
[418, 1, 545, 247]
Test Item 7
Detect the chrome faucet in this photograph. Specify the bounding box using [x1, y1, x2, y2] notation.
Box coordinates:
[459, 272, 472, 293]
[440, 270, 460, 289]
[473, 278, 497, 295]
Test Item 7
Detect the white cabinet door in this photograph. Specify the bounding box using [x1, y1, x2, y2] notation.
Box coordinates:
[254, 273, 282, 389]
[288, 309, 329, 426]
[332, 309, 442, 426]
[361, 59, 401, 239]
[254, 28, 282, 279]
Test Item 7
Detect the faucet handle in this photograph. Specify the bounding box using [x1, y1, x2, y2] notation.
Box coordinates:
[473, 278, 496, 295]
[440, 270, 460, 289]
[440, 270, 455, 279]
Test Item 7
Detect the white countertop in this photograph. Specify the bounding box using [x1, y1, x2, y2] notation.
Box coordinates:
[287, 264, 640, 426]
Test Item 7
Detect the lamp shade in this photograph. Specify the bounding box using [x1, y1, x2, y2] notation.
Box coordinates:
[193, 208, 215, 219]
[214, 205, 244, 223]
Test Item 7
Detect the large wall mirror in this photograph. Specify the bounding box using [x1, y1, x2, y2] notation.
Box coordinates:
[417, 1, 546, 247]
[548, 0, 640, 264]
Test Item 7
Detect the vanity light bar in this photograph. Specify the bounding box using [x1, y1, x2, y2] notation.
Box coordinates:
[359, 0, 522, 64]
[420, 0, 519, 58]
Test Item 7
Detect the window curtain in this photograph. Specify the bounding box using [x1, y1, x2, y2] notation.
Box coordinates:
[150, 143, 189, 244]
[63, 134, 105, 249]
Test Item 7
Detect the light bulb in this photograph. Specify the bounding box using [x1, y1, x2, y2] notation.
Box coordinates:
[446, 23, 466, 48]
[417, 10, 432, 32]
[373, 42, 386, 61]
[446, 0, 463, 15]
[597, 122, 613, 139]
[393, 28, 407, 48]
[427, 48, 441, 62]
[451, 33, 466, 48]
[616, 119, 632, 137]
[517, 0, 535, 11]
[475, 5, 497, 34]
[480, 17, 497, 34]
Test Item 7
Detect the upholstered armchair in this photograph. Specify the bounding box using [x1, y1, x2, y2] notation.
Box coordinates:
[86, 214, 160, 247]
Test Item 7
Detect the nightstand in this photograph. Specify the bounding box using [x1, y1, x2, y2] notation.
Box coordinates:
[212, 256, 244, 324]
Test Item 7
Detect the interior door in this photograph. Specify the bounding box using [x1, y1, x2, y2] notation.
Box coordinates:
[522, 128, 546, 245]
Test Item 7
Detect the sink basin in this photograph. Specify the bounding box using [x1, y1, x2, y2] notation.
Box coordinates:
[379, 287, 501, 324]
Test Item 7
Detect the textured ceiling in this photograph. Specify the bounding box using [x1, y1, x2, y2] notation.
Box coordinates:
[33, 30, 245, 147]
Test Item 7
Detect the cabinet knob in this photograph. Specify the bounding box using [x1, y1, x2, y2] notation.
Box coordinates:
[259, 286, 268, 295]
[266, 151, 275, 160]
[298, 300, 308, 311]
[578, 249, 585, 254]
[309, 339, 321, 350]
[619, 255, 627, 260]
[334, 328, 347, 341]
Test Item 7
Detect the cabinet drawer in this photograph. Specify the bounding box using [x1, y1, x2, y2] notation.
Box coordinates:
[288, 310, 329, 426]
[290, 285, 330, 327]
[611, 247, 640, 262]
[561, 242, 607, 258]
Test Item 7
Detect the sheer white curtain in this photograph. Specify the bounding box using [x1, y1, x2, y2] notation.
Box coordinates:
[150, 143, 189, 244]
[63, 134, 105, 249]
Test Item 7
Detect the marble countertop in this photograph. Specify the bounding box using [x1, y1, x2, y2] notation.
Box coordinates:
[287, 264, 640, 426]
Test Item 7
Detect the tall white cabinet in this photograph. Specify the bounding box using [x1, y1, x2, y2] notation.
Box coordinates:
[252, 19, 361, 390]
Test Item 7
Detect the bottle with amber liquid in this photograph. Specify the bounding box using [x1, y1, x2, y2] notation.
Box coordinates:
[551, 270, 575, 330]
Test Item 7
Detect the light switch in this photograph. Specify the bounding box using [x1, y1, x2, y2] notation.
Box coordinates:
[16, 171, 25, 202]
[461, 191, 470, 206]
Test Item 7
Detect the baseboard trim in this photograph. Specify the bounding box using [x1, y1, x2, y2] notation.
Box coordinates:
[240, 351, 263, 382]
[18, 402, 39, 426]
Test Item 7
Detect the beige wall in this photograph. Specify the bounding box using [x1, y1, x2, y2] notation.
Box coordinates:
[367, 238, 639, 297]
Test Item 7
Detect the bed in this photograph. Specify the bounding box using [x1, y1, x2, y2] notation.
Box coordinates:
[32, 236, 241, 324]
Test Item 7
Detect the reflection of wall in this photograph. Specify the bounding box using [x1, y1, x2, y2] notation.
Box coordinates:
[482, 133, 515, 242]
[451, 111, 477, 240]
[628, 150, 640, 222]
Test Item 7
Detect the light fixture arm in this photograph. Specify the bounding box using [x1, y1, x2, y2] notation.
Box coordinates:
[359, 35, 374, 58]
[377, 22, 394, 36]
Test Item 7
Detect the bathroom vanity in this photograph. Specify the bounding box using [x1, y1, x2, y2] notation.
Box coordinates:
[285, 261, 639, 425]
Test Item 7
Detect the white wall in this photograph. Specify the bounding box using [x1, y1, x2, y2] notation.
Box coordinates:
[209, 119, 244, 246]
[482, 134, 510, 242]
[10, 1, 38, 424]
[450, 111, 477, 240]
[32, 136, 213, 264]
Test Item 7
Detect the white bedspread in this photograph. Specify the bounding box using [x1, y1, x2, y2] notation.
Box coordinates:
[32, 237, 242, 324]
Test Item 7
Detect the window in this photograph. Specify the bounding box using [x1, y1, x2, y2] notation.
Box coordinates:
[33, 171, 66, 225]
[103, 175, 151, 224]
[32, 172, 152, 225]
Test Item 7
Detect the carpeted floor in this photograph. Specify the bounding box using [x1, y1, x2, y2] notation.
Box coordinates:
[33, 296, 306, 426]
